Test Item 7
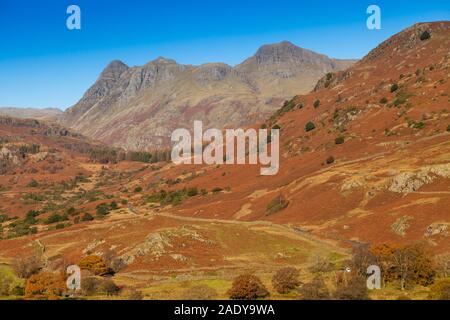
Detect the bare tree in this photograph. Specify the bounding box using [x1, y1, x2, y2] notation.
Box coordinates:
[12, 252, 43, 279]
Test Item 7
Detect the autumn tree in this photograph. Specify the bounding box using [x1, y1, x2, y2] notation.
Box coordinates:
[272, 267, 301, 294]
[298, 276, 330, 300]
[350, 244, 376, 277]
[428, 278, 450, 300]
[392, 243, 436, 290]
[81, 276, 101, 296]
[334, 275, 369, 300]
[0, 271, 13, 296]
[25, 271, 66, 299]
[308, 255, 334, 273]
[228, 274, 270, 300]
[370, 243, 399, 286]
[102, 249, 126, 274]
[435, 254, 450, 278]
[99, 279, 121, 296]
[78, 255, 109, 276]
[371, 243, 436, 290]
[12, 252, 44, 279]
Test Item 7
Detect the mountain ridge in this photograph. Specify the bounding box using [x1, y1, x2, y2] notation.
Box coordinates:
[61, 41, 356, 150]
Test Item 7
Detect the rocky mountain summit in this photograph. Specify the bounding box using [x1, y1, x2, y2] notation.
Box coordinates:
[61, 41, 355, 150]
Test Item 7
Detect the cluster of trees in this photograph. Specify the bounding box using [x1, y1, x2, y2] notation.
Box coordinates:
[0, 250, 132, 299]
[125, 150, 171, 163]
[19, 143, 40, 155]
[226, 268, 368, 300]
[356, 243, 436, 290]
[146, 187, 200, 206]
[88, 147, 172, 164]
[225, 243, 450, 300]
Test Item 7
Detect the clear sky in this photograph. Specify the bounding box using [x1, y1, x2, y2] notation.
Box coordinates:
[0, 0, 449, 109]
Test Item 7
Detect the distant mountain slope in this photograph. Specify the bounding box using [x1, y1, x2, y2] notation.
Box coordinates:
[0, 107, 62, 121]
[62, 42, 355, 150]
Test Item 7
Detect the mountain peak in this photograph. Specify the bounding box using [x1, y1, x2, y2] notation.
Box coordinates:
[151, 56, 178, 65]
[254, 41, 304, 59]
[100, 60, 129, 79]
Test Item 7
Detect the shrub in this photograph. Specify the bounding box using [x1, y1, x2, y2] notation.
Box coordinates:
[0, 271, 14, 296]
[182, 284, 218, 300]
[127, 288, 144, 300]
[12, 253, 43, 278]
[266, 195, 289, 215]
[99, 279, 121, 296]
[45, 213, 63, 224]
[55, 223, 65, 230]
[8, 221, 37, 237]
[428, 278, 450, 300]
[298, 276, 330, 300]
[25, 271, 66, 299]
[11, 285, 25, 296]
[134, 186, 142, 193]
[409, 121, 425, 129]
[81, 276, 102, 296]
[308, 255, 335, 273]
[66, 207, 76, 216]
[326, 156, 335, 164]
[78, 255, 109, 275]
[212, 187, 223, 194]
[446, 125, 450, 132]
[420, 30, 431, 41]
[81, 213, 94, 222]
[187, 187, 199, 197]
[146, 189, 192, 205]
[379, 97, 388, 104]
[393, 91, 411, 106]
[335, 136, 345, 145]
[24, 210, 39, 225]
[390, 83, 399, 93]
[313, 100, 321, 108]
[96, 204, 110, 217]
[334, 275, 369, 300]
[27, 179, 39, 188]
[272, 267, 301, 294]
[228, 274, 270, 300]
[305, 121, 316, 132]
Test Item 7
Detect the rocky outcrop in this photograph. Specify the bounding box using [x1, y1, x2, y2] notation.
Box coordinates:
[388, 164, 450, 194]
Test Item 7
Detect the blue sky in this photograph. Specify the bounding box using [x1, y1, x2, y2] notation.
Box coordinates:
[0, 0, 449, 109]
